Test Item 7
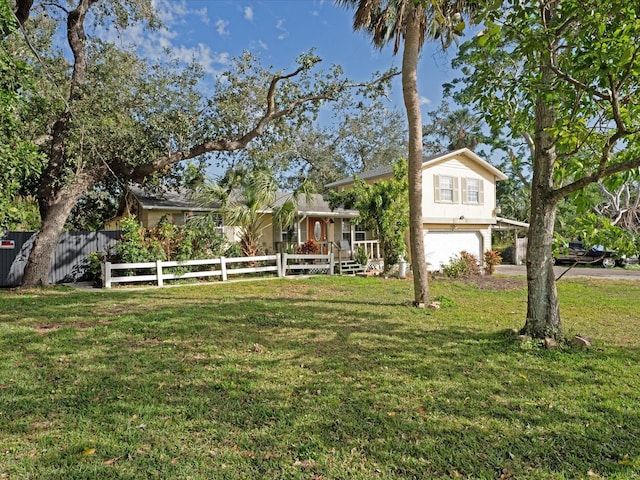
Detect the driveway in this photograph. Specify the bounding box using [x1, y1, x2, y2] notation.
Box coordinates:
[496, 264, 640, 281]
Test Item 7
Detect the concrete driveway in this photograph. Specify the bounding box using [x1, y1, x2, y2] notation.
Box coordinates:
[496, 264, 640, 281]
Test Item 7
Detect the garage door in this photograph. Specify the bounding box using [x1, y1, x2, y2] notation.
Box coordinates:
[423, 231, 482, 271]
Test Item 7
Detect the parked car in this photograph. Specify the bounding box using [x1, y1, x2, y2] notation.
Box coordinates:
[552, 241, 620, 268]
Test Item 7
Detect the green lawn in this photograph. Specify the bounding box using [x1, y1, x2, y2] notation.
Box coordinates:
[1, 275, 639, 479]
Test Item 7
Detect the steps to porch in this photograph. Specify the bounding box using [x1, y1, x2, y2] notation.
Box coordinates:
[336, 260, 367, 275]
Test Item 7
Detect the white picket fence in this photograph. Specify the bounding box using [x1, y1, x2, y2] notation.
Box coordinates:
[102, 253, 334, 288]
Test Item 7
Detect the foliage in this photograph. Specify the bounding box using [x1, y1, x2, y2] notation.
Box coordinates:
[296, 239, 318, 255]
[66, 189, 120, 231]
[110, 215, 226, 264]
[355, 245, 369, 266]
[452, 0, 640, 338]
[422, 101, 490, 155]
[483, 249, 502, 275]
[3, 276, 640, 478]
[195, 168, 312, 258]
[224, 242, 243, 258]
[442, 251, 481, 278]
[281, 97, 407, 191]
[0, 0, 45, 234]
[327, 158, 409, 272]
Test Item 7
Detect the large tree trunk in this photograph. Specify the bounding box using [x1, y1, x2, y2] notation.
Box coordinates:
[20, 0, 94, 287]
[21, 179, 93, 286]
[522, 0, 561, 338]
[402, 5, 430, 306]
[523, 186, 561, 338]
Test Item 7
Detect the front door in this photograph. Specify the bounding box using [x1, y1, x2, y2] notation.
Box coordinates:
[308, 217, 327, 253]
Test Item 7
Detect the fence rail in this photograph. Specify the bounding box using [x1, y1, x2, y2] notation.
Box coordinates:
[102, 252, 334, 288]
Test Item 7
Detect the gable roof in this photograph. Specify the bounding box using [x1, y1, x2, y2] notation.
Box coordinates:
[129, 185, 220, 212]
[129, 186, 358, 219]
[325, 148, 508, 189]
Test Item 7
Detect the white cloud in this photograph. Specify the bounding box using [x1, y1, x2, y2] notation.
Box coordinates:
[419, 96, 432, 106]
[95, 1, 227, 77]
[276, 19, 288, 40]
[215, 19, 230, 37]
[243, 6, 254, 21]
[152, 0, 209, 26]
[174, 44, 230, 74]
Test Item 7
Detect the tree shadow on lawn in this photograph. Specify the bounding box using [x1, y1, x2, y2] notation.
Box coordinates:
[2, 290, 640, 478]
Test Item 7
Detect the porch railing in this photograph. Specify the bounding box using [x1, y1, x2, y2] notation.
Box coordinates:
[353, 240, 381, 259]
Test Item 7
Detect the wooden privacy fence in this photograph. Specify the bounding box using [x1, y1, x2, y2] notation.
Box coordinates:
[1, 230, 121, 287]
[102, 252, 334, 288]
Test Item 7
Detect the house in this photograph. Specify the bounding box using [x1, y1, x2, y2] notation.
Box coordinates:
[106, 186, 361, 257]
[108, 148, 523, 270]
[326, 148, 511, 271]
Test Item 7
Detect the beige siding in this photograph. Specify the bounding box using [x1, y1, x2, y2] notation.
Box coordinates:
[423, 157, 497, 223]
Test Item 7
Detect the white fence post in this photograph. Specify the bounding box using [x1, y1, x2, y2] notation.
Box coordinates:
[156, 260, 163, 287]
[282, 253, 289, 277]
[103, 262, 111, 288]
[329, 252, 334, 275]
[276, 253, 283, 277]
[221, 256, 227, 281]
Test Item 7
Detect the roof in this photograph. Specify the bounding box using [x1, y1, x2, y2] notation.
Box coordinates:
[129, 186, 220, 212]
[263, 192, 359, 219]
[129, 186, 358, 218]
[495, 217, 530, 230]
[325, 148, 508, 189]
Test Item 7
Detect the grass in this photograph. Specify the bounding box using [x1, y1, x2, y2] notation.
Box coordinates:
[1, 275, 640, 479]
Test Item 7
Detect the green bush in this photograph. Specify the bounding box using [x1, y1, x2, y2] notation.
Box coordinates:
[442, 251, 481, 278]
[88, 215, 228, 278]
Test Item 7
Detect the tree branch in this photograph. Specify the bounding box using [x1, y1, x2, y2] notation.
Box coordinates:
[554, 154, 640, 200]
[126, 69, 399, 183]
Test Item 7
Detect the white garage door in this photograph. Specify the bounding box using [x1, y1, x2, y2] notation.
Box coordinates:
[423, 231, 482, 271]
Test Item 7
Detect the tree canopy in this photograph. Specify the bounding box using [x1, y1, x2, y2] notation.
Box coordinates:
[451, 0, 640, 338]
[8, 0, 396, 286]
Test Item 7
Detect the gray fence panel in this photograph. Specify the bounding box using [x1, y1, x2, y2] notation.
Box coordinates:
[0, 230, 121, 287]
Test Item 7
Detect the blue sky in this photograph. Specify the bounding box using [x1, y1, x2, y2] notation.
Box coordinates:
[125, 0, 464, 115]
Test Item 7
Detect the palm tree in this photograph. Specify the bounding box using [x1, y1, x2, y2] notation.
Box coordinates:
[196, 167, 313, 257]
[337, 0, 473, 306]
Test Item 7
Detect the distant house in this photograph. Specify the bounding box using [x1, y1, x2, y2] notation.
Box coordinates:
[326, 148, 522, 270]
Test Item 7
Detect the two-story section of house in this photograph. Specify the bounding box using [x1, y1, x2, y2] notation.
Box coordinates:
[326, 148, 508, 271]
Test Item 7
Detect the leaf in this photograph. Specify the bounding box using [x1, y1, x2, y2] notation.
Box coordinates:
[103, 456, 122, 465]
[82, 448, 96, 457]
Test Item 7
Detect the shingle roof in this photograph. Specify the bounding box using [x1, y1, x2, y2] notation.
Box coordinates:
[129, 186, 220, 211]
[325, 148, 507, 189]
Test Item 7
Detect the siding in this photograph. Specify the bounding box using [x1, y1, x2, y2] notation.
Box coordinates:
[0, 230, 121, 287]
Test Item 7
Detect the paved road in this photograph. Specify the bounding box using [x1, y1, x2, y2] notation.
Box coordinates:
[496, 264, 640, 280]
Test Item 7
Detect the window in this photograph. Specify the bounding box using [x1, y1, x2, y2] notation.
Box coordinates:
[341, 219, 351, 244]
[462, 178, 484, 205]
[434, 175, 459, 203]
[355, 223, 366, 242]
[281, 223, 297, 243]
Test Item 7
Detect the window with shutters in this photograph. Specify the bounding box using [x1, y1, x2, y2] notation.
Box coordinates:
[462, 178, 484, 204]
[434, 175, 458, 203]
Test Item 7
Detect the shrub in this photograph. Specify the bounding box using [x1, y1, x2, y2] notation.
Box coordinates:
[442, 251, 481, 279]
[483, 250, 502, 275]
[355, 245, 369, 266]
[297, 239, 319, 255]
[224, 242, 243, 258]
